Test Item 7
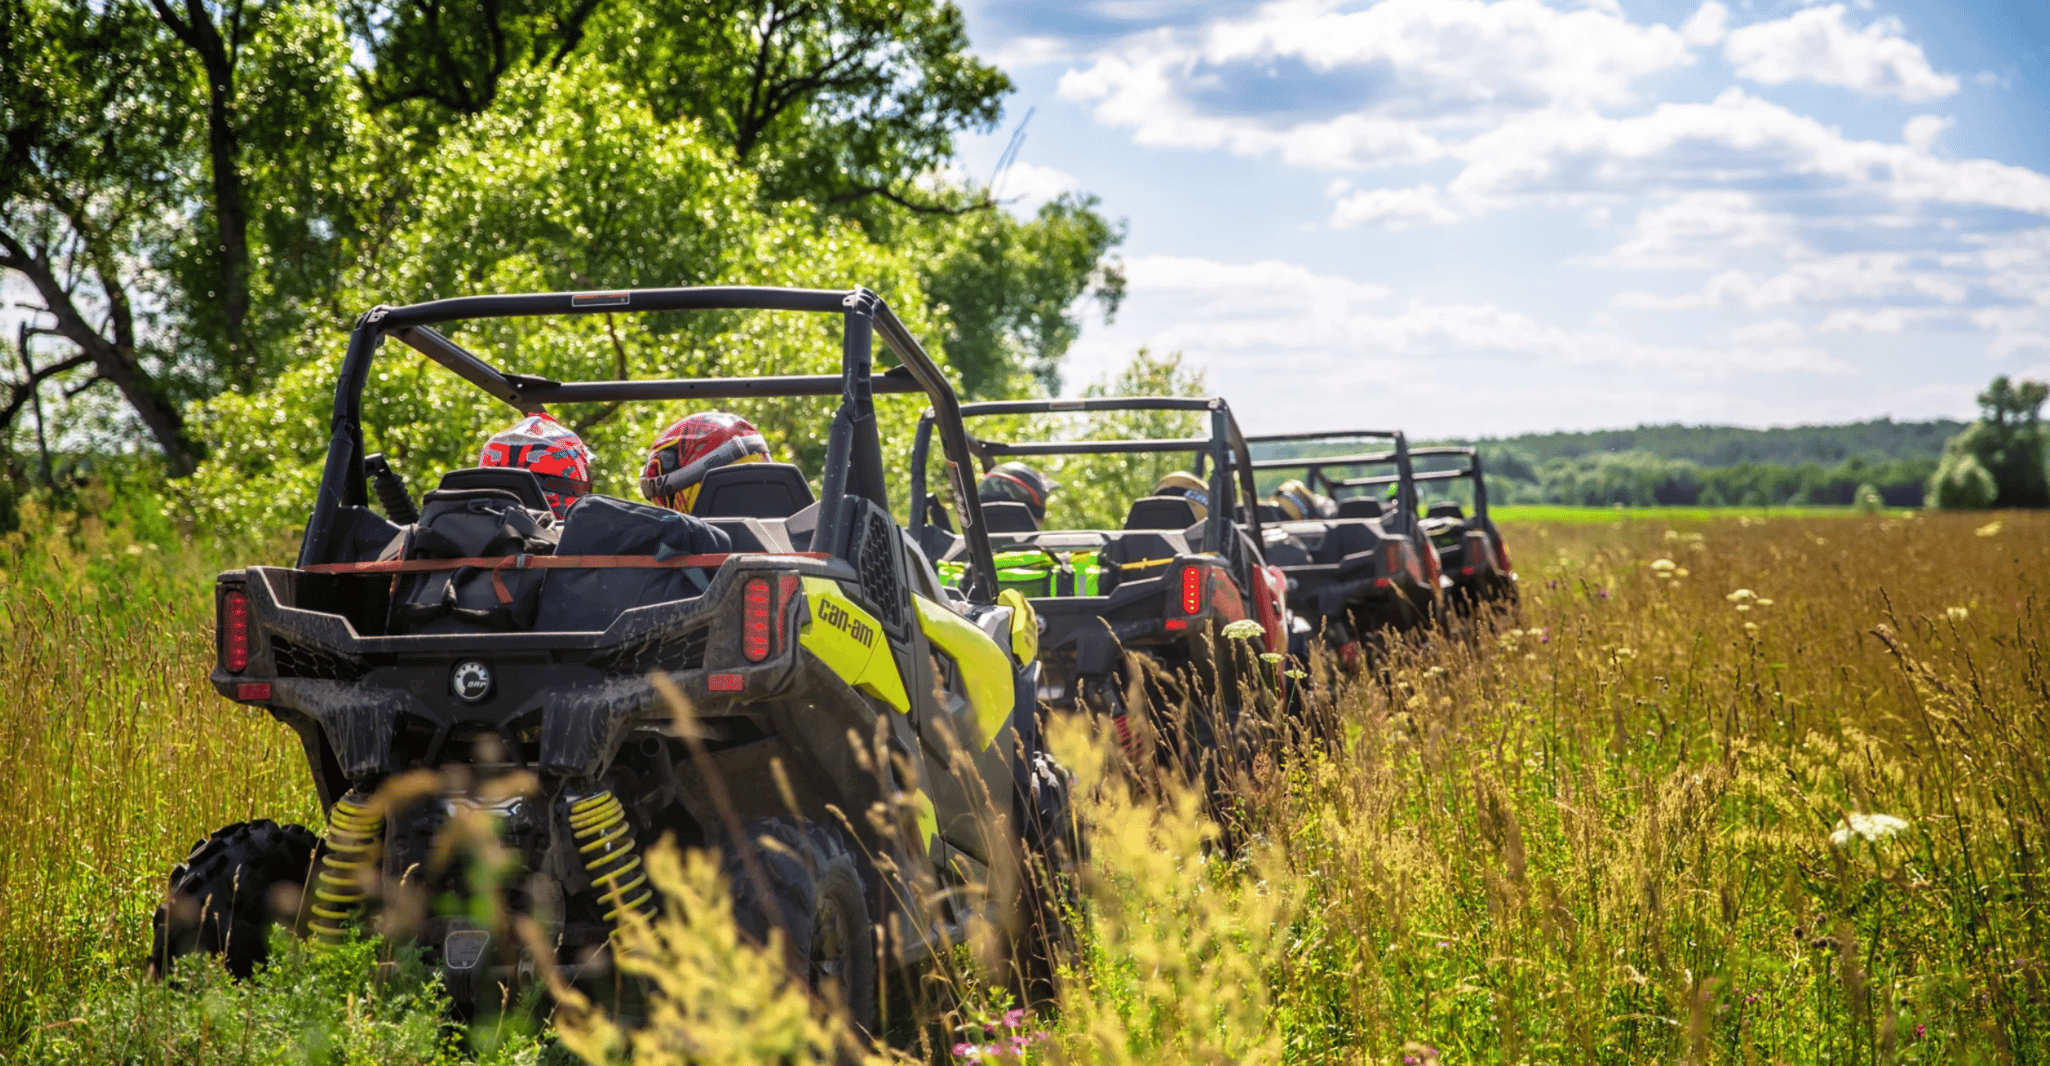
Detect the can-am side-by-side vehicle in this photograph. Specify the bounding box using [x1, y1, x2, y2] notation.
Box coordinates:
[1356, 445, 1517, 612]
[153, 286, 1073, 1029]
[1243, 430, 1444, 659]
[906, 397, 1290, 762]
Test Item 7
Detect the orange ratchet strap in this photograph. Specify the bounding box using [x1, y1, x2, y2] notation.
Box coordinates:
[303, 552, 830, 605]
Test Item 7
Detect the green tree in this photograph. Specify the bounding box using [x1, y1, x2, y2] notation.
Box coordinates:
[1929, 375, 2050, 510]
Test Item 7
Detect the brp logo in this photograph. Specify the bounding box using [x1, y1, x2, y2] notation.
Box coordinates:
[450, 660, 493, 703]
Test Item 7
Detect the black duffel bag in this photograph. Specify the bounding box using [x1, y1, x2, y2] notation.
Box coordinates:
[389, 488, 560, 633]
[538, 495, 732, 632]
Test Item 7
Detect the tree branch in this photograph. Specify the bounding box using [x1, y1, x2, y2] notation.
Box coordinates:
[826, 183, 994, 215]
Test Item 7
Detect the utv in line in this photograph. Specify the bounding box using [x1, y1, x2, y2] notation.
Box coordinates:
[905, 397, 1291, 765]
[1351, 445, 1517, 613]
[1242, 430, 1445, 662]
[155, 285, 1072, 1031]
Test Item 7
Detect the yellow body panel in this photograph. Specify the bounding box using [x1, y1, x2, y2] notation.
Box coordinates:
[799, 577, 909, 712]
[913, 593, 1016, 749]
[997, 588, 1039, 663]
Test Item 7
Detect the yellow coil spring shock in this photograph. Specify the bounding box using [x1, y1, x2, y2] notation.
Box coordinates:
[568, 791, 654, 924]
[309, 792, 383, 944]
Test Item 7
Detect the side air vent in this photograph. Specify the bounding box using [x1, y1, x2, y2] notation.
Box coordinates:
[270, 637, 368, 682]
[856, 509, 904, 631]
[597, 627, 710, 677]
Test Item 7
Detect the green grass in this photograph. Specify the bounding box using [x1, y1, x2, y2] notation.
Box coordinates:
[1490, 503, 1910, 522]
[3, 506, 2045, 1063]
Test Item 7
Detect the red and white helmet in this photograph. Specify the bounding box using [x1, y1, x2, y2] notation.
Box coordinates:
[640, 411, 770, 513]
[478, 412, 595, 518]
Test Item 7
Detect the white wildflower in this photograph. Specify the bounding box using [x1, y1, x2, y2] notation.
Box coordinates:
[1830, 813, 1910, 847]
[1946, 606, 1969, 621]
[1726, 589, 1757, 603]
[1975, 521, 2002, 537]
[1221, 619, 1265, 641]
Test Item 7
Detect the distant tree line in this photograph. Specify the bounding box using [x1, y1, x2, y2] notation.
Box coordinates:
[1467, 450, 1935, 508]
[1471, 418, 1964, 468]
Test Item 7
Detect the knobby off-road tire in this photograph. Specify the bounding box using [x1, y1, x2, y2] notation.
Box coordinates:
[149, 820, 319, 980]
[723, 818, 879, 1035]
[1016, 751, 1083, 1005]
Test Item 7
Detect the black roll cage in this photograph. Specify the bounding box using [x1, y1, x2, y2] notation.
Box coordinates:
[908, 396, 1268, 557]
[1243, 429, 1425, 522]
[301, 285, 1003, 601]
[1333, 445, 1493, 516]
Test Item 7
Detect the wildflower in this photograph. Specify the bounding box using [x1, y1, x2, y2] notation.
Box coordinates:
[1975, 520, 2002, 537]
[1259, 652, 1283, 664]
[1221, 619, 1265, 641]
[1598, 588, 1610, 599]
[1002, 1008, 1027, 1029]
[1613, 646, 1636, 659]
[1756, 598, 1773, 607]
[1946, 606, 1969, 621]
[1735, 603, 1751, 612]
[1726, 589, 1757, 603]
[1650, 558, 1676, 572]
[1830, 812, 1910, 847]
[1743, 621, 1758, 631]
[1675, 567, 1691, 577]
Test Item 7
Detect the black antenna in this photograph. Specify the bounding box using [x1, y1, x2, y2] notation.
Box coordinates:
[989, 107, 1035, 199]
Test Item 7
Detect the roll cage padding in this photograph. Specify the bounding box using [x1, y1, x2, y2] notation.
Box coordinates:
[300, 286, 1001, 601]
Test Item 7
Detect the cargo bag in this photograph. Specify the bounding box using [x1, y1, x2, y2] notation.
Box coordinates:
[389, 487, 560, 633]
[940, 548, 1104, 596]
[537, 495, 733, 632]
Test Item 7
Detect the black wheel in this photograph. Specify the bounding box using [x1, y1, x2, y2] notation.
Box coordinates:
[724, 818, 879, 1034]
[149, 820, 319, 979]
[1015, 752, 1083, 1004]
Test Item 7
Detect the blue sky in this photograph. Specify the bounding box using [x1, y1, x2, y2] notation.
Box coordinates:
[949, 0, 2050, 436]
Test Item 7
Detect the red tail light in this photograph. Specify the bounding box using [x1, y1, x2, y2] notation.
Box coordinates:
[1180, 566, 1206, 615]
[222, 589, 251, 673]
[742, 577, 773, 662]
[1384, 542, 1401, 578]
[1495, 539, 1513, 574]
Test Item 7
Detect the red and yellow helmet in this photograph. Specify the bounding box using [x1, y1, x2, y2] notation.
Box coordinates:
[478, 412, 594, 518]
[640, 411, 770, 513]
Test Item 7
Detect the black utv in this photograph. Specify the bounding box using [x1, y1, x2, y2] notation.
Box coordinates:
[905, 397, 1291, 762]
[154, 286, 1073, 1030]
[1382, 445, 1518, 612]
[1242, 430, 1445, 663]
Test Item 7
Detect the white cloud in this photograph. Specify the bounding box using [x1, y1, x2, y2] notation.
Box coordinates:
[1057, 0, 1691, 170]
[993, 161, 1081, 214]
[1903, 114, 1953, 150]
[1329, 183, 1466, 228]
[1679, 1, 1728, 46]
[1723, 5, 1958, 101]
[1078, 253, 1849, 380]
[1819, 307, 1949, 333]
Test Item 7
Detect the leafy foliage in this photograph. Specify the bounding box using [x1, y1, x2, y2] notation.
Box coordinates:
[1928, 374, 2049, 510]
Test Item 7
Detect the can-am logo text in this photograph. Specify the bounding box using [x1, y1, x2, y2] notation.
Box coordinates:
[815, 599, 875, 648]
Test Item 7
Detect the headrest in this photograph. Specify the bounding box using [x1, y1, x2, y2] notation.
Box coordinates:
[438, 467, 549, 512]
[1426, 501, 1467, 520]
[691, 462, 815, 519]
[1336, 497, 1383, 519]
[980, 500, 1040, 533]
[1124, 495, 1200, 531]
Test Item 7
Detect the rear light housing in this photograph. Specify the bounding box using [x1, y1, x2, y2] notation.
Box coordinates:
[1495, 539, 1514, 575]
[222, 589, 251, 673]
[1180, 565, 1206, 615]
[742, 577, 773, 662]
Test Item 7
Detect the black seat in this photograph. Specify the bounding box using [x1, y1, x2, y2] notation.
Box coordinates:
[1336, 497, 1384, 519]
[1426, 501, 1467, 520]
[692, 462, 814, 519]
[1256, 503, 1285, 523]
[980, 500, 1039, 533]
[1124, 495, 1200, 531]
[438, 467, 550, 512]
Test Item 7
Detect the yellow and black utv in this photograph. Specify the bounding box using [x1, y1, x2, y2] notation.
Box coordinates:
[153, 287, 1074, 1031]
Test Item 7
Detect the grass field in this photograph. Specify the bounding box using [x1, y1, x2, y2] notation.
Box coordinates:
[2, 509, 2044, 1063]
[1488, 505, 1906, 523]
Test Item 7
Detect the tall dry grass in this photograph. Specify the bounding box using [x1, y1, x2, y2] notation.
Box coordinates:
[1, 509, 2043, 1064]
[0, 518, 317, 1045]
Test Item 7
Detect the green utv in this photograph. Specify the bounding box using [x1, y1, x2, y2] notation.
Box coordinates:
[1243, 430, 1446, 666]
[154, 286, 1074, 1029]
[905, 397, 1291, 767]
